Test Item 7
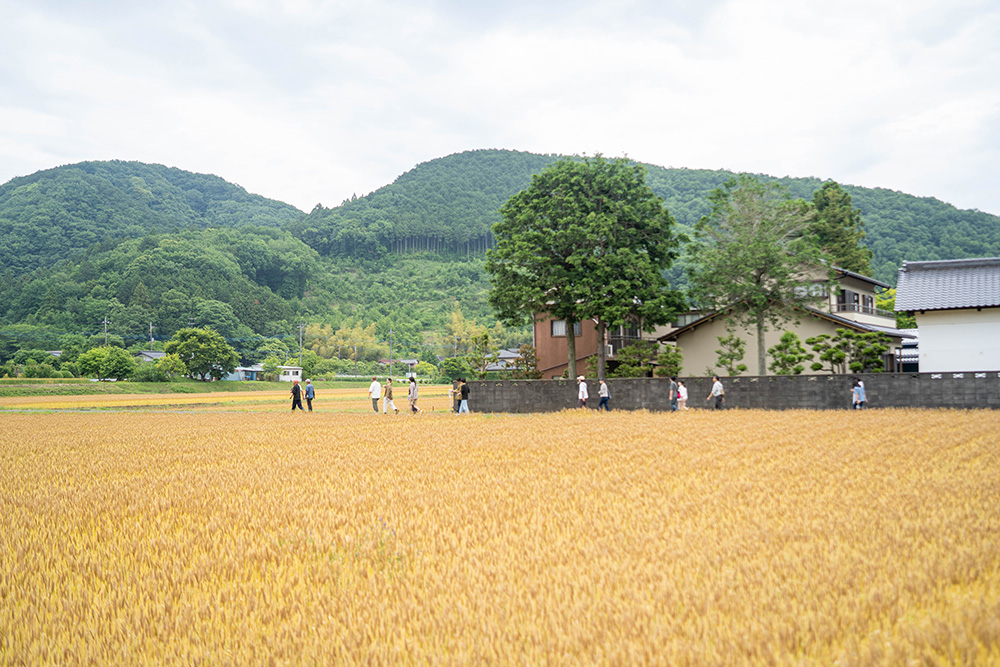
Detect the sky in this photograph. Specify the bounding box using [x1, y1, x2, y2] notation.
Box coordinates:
[2, 0, 999, 215]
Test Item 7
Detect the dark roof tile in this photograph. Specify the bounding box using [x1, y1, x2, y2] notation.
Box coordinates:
[895, 257, 1000, 311]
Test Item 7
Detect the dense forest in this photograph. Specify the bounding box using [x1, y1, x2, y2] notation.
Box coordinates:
[0, 160, 302, 274]
[287, 149, 1000, 285]
[2, 150, 998, 371]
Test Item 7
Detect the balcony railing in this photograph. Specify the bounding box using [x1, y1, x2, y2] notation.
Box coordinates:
[607, 336, 656, 357]
[833, 304, 896, 320]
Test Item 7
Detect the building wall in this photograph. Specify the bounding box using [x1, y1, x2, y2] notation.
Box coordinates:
[674, 312, 897, 377]
[915, 307, 1000, 372]
[533, 316, 601, 379]
[468, 372, 1000, 413]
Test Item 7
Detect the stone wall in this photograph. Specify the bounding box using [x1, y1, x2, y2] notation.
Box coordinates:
[467, 371, 1000, 413]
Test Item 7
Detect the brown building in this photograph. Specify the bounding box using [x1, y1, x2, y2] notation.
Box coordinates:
[533, 316, 666, 379]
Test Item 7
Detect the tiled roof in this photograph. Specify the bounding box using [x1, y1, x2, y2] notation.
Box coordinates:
[895, 258, 1000, 312]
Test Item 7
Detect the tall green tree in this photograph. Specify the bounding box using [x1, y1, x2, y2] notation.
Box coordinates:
[164, 327, 239, 381]
[687, 175, 827, 375]
[810, 181, 873, 275]
[487, 156, 684, 379]
[76, 346, 137, 381]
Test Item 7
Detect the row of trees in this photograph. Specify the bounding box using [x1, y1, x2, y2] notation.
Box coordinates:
[486, 156, 876, 378]
[0, 327, 240, 382]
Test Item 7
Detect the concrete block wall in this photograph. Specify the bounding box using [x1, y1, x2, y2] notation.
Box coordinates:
[467, 372, 1000, 413]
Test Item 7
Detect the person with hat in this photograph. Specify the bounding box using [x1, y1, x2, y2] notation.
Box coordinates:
[577, 375, 589, 408]
[290, 379, 304, 411]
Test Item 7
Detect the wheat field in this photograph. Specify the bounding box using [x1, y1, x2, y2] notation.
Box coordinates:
[2, 406, 998, 665]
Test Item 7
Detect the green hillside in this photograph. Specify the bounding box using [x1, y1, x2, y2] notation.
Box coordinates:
[2, 151, 999, 370]
[289, 149, 1000, 284]
[0, 160, 303, 274]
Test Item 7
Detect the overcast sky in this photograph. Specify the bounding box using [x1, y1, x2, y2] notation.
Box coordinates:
[2, 0, 998, 215]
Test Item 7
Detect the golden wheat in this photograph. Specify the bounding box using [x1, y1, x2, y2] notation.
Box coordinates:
[2, 409, 998, 665]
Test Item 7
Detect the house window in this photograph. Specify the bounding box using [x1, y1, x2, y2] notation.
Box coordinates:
[551, 319, 582, 337]
[838, 289, 860, 311]
[795, 283, 829, 298]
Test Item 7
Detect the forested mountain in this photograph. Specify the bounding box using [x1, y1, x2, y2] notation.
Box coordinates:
[287, 149, 1000, 284]
[0, 160, 302, 274]
[2, 151, 999, 368]
[287, 150, 558, 258]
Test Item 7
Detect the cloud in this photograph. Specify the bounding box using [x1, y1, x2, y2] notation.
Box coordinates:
[0, 0, 998, 215]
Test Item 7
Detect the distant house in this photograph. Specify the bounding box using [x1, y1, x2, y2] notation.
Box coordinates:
[485, 347, 523, 373]
[277, 365, 303, 382]
[895, 257, 1000, 372]
[134, 351, 166, 363]
[659, 267, 913, 376]
[231, 364, 265, 381]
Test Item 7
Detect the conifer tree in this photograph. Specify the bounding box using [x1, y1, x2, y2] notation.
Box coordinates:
[811, 181, 873, 275]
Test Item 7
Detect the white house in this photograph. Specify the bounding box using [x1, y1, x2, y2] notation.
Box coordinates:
[277, 365, 303, 382]
[895, 257, 1000, 372]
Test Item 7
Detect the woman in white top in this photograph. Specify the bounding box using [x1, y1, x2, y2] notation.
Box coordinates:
[677, 380, 688, 410]
[577, 376, 589, 408]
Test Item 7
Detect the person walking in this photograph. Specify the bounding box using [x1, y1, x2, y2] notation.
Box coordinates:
[457, 378, 470, 414]
[383, 378, 399, 414]
[677, 380, 688, 410]
[304, 378, 315, 411]
[852, 379, 867, 409]
[706, 375, 725, 410]
[290, 379, 304, 411]
[368, 376, 381, 413]
[598, 379, 610, 411]
[577, 375, 589, 408]
[408, 376, 421, 413]
[669, 376, 679, 411]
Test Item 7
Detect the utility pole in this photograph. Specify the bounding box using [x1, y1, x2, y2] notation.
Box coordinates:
[388, 329, 394, 377]
[149, 322, 155, 350]
[354, 344, 358, 375]
[102, 316, 111, 346]
[298, 322, 307, 366]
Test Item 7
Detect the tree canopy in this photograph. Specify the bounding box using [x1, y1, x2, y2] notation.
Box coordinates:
[809, 181, 873, 275]
[163, 327, 239, 381]
[487, 156, 684, 378]
[687, 175, 827, 375]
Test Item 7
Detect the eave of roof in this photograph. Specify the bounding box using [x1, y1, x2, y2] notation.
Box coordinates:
[658, 306, 914, 341]
[833, 266, 891, 289]
[895, 257, 1000, 311]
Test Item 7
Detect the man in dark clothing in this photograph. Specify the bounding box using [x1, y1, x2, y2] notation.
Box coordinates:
[290, 380, 304, 411]
[458, 378, 470, 414]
